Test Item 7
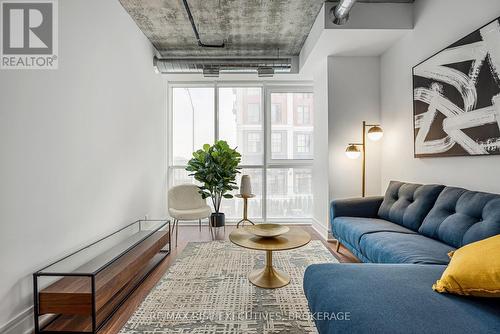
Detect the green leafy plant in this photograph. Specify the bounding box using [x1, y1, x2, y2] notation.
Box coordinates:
[186, 140, 242, 214]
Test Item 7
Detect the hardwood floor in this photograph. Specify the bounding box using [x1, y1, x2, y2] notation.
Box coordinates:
[98, 224, 359, 334]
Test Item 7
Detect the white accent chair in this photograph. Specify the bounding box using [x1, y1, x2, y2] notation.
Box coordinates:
[168, 184, 212, 246]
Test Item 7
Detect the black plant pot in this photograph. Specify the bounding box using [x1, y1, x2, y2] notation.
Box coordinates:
[210, 212, 225, 227]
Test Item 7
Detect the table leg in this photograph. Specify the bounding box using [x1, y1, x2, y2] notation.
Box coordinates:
[243, 197, 248, 220]
[248, 250, 290, 289]
[236, 197, 255, 228]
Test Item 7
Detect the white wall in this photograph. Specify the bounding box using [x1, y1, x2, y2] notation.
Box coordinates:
[381, 0, 500, 193]
[312, 58, 330, 237]
[329, 57, 382, 200]
[0, 0, 166, 332]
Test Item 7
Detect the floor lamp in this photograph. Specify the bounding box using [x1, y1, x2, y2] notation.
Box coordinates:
[345, 121, 383, 197]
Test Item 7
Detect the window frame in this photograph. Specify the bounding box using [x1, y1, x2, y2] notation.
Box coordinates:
[245, 102, 261, 124]
[167, 81, 314, 223]
[271, 130, 287, 156]
[294, 131, 314, 157]
[265, 86, 314, 166]
[244, 130, 263, 154]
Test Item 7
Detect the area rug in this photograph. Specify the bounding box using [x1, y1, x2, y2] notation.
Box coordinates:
[119, 240, 338, 334]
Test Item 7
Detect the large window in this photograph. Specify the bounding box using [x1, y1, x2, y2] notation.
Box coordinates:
[269, 92, 314, 160]
[169, 84, 313, 221]
[171, 87, 214, 165]
[219, 87, 263, 165]
[245, 132, 262, 154]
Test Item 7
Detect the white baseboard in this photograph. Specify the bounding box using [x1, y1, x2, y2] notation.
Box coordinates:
[0, 307, 33, 334]
[311, 218, 329, 240]
[175, 220, 313, 226]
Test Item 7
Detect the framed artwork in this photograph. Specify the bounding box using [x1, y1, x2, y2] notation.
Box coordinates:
[413, 17, 500, 158]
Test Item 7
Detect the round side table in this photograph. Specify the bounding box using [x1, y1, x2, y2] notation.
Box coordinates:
[235, 194, 255, 228]
[229, 227, 311, 289]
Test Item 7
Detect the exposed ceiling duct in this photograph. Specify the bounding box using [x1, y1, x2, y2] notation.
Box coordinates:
[330, 0, 358, 25]
[148, 0, 362, 76]
[153, 57, 298, 77]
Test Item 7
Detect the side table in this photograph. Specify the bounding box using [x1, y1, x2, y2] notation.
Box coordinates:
[235, 194, 255, 228]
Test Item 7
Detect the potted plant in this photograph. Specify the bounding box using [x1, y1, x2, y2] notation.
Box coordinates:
[186, 140, 241, 227]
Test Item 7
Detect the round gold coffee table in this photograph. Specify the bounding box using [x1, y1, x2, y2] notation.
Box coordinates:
[229, 226, 311, 289]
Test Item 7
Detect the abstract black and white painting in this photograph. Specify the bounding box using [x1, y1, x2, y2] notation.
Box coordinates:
[413, 17, 500, 158]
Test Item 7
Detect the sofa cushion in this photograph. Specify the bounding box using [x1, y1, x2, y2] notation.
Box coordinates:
[378, 181, 445, 231]
[332, 217, 416, 249]
[304, 263, 500, 334]
[330, 196, 384, 220]
[418, 187, 500, 248]
[359, 232, 455, 264]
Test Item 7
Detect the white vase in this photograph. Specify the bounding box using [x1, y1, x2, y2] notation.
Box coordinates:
[240, 175, 252, 196]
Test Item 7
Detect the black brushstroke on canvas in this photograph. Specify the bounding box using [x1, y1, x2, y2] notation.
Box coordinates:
[413, 17, 500, 158]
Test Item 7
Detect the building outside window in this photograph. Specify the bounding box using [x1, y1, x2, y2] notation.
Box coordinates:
[296, 105, 311, 125]
[267, 169, 288, 196]
[246, 132, 262, 153]
[271, 132, 283, 154]
[294, 93, 314, 126]
[246, 103, 260, 124]
[271, 103, 282, 124]
[169, 84, 313, 221]
[294, 169, 313, 194]
[296, 133, 312, 153]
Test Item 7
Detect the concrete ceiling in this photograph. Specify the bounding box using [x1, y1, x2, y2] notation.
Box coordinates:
[120, 0, 414, 58]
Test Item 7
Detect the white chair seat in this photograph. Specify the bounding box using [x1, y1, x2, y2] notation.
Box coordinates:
[169, 206, 211, 220]
[168, 184, 214, 247]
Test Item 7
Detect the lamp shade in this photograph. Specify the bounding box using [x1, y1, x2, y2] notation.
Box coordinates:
[367, 125, 383, 141]
[345, 144, 361, 159]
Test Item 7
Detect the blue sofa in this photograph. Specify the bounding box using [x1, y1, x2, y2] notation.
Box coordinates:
[304, 181, 500, 333]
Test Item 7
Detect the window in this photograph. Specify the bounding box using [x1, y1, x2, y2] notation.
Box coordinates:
[170, 168, 196, 187]
[271, 103, 283, 124]
[294, 169, 312, 194]
[267, 168, 312, 218]
[246, 132, 262, 154]
[267, 169, 288, 196]
[271, 132, 282, 153]
[271, 131, 287, 159]
[169, 84, 313, 220]
[294, 93, 314, 126]
[219, 87, 263, 165]
[270, 92, 314, 160]
[295, 132, 313, 158]
[246, 103, 260, 124]
[171, 87, 214, 165]
[296, 105, 311, 125]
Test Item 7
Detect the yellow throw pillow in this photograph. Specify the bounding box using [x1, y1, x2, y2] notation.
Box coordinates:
[432, 234, 500, 297]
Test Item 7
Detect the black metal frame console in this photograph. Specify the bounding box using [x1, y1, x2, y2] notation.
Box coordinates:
[33, 220, 170, 333]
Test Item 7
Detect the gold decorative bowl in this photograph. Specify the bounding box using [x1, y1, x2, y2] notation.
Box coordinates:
[244, 224, 290, 238]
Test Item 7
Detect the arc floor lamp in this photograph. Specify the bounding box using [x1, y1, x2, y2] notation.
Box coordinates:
[345, 121, 383, 197]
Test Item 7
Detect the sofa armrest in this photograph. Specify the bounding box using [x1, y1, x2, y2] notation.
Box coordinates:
[330, 196, 384, 220]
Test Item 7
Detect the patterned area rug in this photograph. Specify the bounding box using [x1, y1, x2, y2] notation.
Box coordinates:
[120, 240, 338, 334]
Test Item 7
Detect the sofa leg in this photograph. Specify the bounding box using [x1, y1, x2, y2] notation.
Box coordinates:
[336, 240, 341, 253]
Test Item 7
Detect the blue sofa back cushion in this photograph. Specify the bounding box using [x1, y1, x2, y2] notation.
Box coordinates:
[378, 181, 445, 231]
[419, 187, 500, 248]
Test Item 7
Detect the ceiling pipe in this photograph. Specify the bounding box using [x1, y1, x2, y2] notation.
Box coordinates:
[153, 56, 298, 75]
[330, 0, 357, 25]
[182, 0, 225, 48]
